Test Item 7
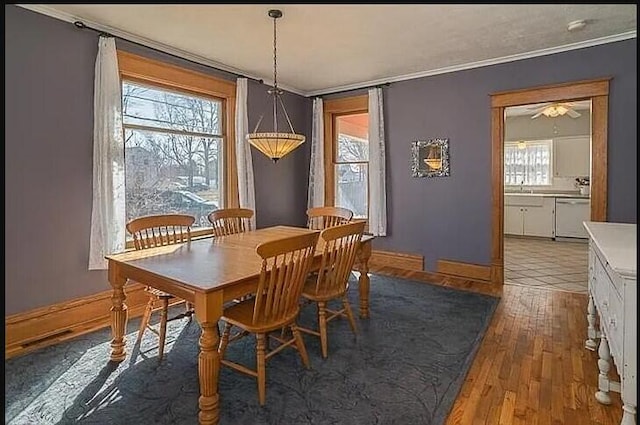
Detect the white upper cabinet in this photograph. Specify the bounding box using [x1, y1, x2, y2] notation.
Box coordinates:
[554, 135, 591, 177]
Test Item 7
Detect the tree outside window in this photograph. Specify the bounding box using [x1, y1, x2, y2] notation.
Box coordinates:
[335, 113, 369, 218]
[122, 81, 223, 227]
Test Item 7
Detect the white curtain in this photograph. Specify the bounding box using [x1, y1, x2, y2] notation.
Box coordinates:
[307, 97, 325, 209]
[368, 87, 387, 236]
[88, 36, 126, 270]
[504, 141, 552, 186]
[235, 78, 256, 228]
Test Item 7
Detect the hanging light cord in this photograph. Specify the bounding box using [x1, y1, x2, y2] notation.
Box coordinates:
[272, 13, 278, 134]
[251, 10, 298, 136]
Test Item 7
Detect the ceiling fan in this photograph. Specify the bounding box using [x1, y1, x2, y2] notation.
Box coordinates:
[529, 102, 582, 119]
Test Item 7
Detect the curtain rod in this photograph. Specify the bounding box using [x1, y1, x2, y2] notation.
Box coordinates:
[73, 21, 264, 85]
[319, 82, 391, 98]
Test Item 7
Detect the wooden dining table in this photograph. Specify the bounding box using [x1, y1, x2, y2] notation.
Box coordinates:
[105, 225, 374, 425]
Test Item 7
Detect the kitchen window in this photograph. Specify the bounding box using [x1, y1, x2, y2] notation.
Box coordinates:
[504, 139, 552, 186]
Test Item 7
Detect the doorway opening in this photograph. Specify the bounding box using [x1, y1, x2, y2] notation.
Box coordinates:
[503, 100, 592, 293]
[489, 78, 610, 286]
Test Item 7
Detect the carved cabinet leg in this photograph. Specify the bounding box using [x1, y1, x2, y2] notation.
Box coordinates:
[620, 401, 636, 425]
[595, 335, 612, 405]
[585, 292, 598, 351]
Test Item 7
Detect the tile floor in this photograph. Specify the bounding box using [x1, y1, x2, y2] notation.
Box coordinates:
[504, 236, 589, 294]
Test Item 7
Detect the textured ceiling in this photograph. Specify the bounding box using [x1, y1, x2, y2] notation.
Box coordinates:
[21, 4, 637, 95]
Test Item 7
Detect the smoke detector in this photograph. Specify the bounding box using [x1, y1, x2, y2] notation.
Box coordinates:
[567, 20, 587, 32]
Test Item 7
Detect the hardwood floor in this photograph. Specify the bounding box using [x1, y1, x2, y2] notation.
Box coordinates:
[371, 265, 623, 425]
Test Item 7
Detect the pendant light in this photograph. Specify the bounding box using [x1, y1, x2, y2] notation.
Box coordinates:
[247, 9, 305, 162]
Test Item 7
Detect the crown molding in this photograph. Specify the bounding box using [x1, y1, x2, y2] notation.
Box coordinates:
[16, 4, 306, 96]
[306, 31, 637, 97]
[17, 4, 635, 98]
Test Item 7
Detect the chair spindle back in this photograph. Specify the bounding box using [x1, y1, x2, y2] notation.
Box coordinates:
[306, 206, 353, 230]
[208, 208, 254, 237]
[313, 221, 365, 296]
[126, 214, 195, 251]
[252, 232, 320, 325]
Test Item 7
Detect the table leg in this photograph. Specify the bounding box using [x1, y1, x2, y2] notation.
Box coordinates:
[195, 292, 223, 425]
[108, 262, 128, 362]
[357, 240, 372, 319]
[198, 322, 220, 425]
[585, 292, 598, 351]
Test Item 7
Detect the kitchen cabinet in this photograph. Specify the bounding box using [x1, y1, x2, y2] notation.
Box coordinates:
[554, 136, 590, 177]
[504, 195, 555, 237]
[504, 205, 523, 235]
[555, 197, 590, 238]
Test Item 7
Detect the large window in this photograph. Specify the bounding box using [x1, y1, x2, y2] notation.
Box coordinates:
[335, 114, 369, 218]
[504, 140, 552, 186]
[324, 96, 369, 219]
[118, 51, 237, 231]
[123, 81, 223, 227]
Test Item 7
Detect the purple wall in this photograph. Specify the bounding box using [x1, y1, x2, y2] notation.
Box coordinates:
[248, 80, 312, 228]
[4, 5, 310, 315]
[5, 6, 99, 315]
[372, 40, 636, 270]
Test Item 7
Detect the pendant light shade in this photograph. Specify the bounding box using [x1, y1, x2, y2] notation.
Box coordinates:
[247, 9, 305, 162]
[247, 132, 305, 161]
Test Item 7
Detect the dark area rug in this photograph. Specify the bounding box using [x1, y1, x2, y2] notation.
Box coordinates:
[5, 274, 498, 425]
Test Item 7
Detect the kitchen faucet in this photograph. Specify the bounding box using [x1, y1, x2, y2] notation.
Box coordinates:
[519, 181, 534, 194]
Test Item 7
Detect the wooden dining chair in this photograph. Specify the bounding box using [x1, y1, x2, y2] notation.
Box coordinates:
[126, 213, 195, 363]
[207, 208, 254, 236]
[217, 231, 320, 406]
[306, 206, 353, 230]
[299, 221, 365, 359]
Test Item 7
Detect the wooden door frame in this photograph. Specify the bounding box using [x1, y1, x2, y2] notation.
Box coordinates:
[490, 78, 610, 285]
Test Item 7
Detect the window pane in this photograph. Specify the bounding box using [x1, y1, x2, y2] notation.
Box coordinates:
[125, 128, 222, 227]
[336, 113, 368, 162]
[123, 81, 222, 136]
[335, 163, 368, 218]
[504, 140, 552, 186]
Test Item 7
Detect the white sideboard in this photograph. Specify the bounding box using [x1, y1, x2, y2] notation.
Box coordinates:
[584, 221, 636, 425]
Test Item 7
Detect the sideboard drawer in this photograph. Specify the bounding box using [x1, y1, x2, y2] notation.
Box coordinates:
[592, 257, 610, 311]
[606, 284, 624, 374]
[606, 261, 625, 298]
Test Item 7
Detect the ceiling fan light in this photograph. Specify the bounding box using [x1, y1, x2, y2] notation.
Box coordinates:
[542, 105, 569, 118]
[544, 108, 560, 117]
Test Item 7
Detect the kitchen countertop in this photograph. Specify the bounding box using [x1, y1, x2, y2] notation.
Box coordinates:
[505, 192, 590, 199]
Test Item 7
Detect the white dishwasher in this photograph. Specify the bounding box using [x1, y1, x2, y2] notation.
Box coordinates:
[555, 197, 590, 238]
